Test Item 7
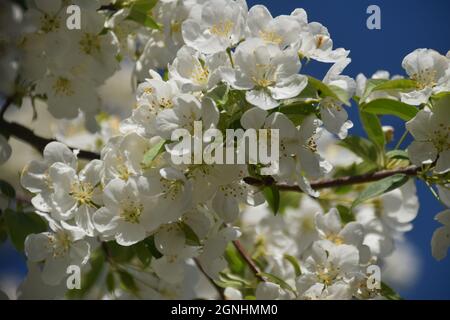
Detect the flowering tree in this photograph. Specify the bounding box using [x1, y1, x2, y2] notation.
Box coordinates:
[0, 0, 449, 300]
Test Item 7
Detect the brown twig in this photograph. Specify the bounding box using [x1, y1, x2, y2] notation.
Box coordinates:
[0, 119, 100, 160]
[244, 165, 421, 193]
[232, 240, 265, 282]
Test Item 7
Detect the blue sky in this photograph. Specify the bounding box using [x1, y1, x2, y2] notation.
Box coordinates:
[245, 0, 450, 299]
[0, 0, 449, 300]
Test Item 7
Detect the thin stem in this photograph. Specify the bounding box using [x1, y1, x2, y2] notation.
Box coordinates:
[395, 130, 409, 150]
[226, 48, 235, 68]
[194, 258, 226, 300]
[232, 240, 265, 282]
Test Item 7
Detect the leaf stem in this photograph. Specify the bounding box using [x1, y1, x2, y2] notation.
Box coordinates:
[395, 130, 409, 150]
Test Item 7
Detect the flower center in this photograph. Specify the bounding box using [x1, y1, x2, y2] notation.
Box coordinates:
[49, 231, 72, 257]
[259, 30, 283, 45]
[160, 178, 184, 200]
[411, 68, 438, 89]
[120, 203, 143, 224]
[210, 20, 234, 38]
[79, 33, 101, 55]
[191, 65, 210, 85]
[315, 35, 328, 49]
[70, 181, 94, 205]
[53, 77, 75, 97]
[41, 14, 61, 33]
[326, 233, 345, 245]
[171, 21, 182, 35]
[306, 137, 318, 152]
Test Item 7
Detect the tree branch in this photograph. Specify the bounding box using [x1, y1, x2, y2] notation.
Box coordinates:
[244, 165, 421, 193]
[232, 240, 266, 282]
[0, 119, 100, 160]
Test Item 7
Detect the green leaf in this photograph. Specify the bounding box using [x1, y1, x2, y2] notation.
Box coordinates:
[4, 209, 47, 252]
[105, 241, 135, 263]
[283, 254, 302, 277]
[263, 185, 280, 215]
[133, 241, 152, 268]
[307, 76, 349, 104]
[328, 84, 352, 105]
[142, 140, 166, 168]
[386, 150, 409, 160]
[143, 235, 162, 259]
[381, 282, 403, 300]
[338, 136, 379, 165]
[179, 222, 201, 246]
[336, 205, 355, 224]
[352, 174, 409, 208]
[118, 270, 139, 294]
[225, 243, 245, 275]
[126, 0, 160, 29]
[0, 180, 15, 199]
[207, 84, 229, 106]
[360, 79, 387, 102]
[359, 111, 385, 154]
[431, 91, 450, 101]
[372, 79, 417, 92]
[106, 271, 115, 294]
[361, 99, 418, 121]
[258, 272, 297, 295]
[216, 273, 248, 289]
[278, 102, 317, 117]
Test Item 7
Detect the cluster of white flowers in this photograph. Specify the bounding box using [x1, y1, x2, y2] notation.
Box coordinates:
[0, 0, 448, 300]
[15, 0, 120, 130]
[232, 173, 419, 299]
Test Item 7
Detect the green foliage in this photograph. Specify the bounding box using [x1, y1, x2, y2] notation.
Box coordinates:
[258, 272, 297, 295]
[4, 209, 47, 252]
[118, 270, 139, 294]
[307, 76, 350, 105]
[263, 185, 280, 215]
[179, 222, 201, 246]
[352, 174, 410, 208]
[336, 205, 355, 224]
[217, 272, 251, 289]
[0, 180, 15, 199]
[225, 243, 246, 275]
[359, 79, 387, 102]
[283, 254, 302, 277]
[142, 140, 166, 168]
[126, 0, 160, 30]
[386, 150, 409, 160]
[360, 79, 416, 103]
[359, 111, 385, 154]
[105, 241, 135, 263]
[381, 282, 403, 300]
[106, 271, 116, 294]
[142, 235, 163, 259]
[207, 84, 229, 106]
[133, 241, 152, 268]
[339, 136, 379, 167]
[361, 99, 418, 121]
[371, 79, 416, 92]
